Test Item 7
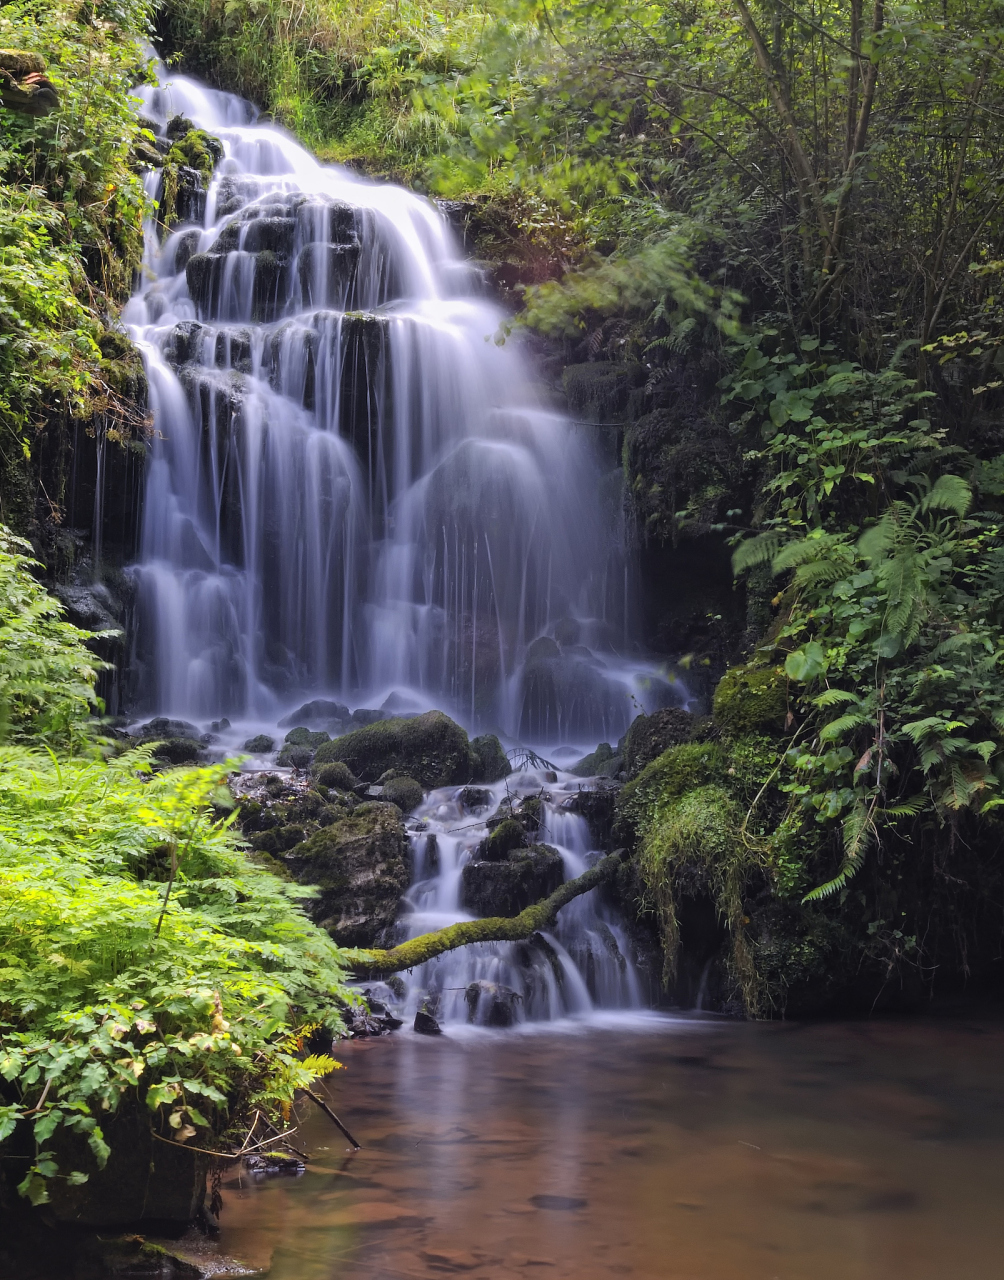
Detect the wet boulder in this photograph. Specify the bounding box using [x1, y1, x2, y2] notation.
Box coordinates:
[623, 706, 700, 776]
[414, 1008, 442, 1035]
[284, 802, 410, 946]
[243, 733, 275, 753]
[465, 980, 522, 1027]
[312, 710, 477, 788]
[477, 817, 525, 862]
[461, 845, 564, 917]
[279, 698, 350, 731]
[471, 733, 511, 783]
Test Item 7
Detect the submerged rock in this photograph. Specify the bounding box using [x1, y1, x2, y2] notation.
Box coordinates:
[312, 710, 477, 788]
[285, 801, 409, 946]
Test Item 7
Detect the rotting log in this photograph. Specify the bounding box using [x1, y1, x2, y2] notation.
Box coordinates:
[356, 851, 626, 976]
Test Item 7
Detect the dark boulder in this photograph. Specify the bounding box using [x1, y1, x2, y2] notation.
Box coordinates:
[465, 980, 522, 1027]
[461, 845, 564, 917]
[414, 1009, 442, 1035]
[312, 710, 477, 788]
[242, 734, 275, 753]
[284, 802, 410, 946]
[623, 706, 700, 775]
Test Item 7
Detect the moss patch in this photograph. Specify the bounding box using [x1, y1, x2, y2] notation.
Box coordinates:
[312, 710, 476, 788]
[712, 665, 788, 737]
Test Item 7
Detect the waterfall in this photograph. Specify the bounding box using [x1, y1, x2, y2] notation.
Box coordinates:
[124, 68, 676, 747]
[389, 769, 644, 1026]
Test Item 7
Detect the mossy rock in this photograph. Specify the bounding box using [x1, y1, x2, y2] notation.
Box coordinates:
[616, 741, 726, 835]
[243, 733, 275, 753]
[165, 127, 223, 182]
[0, 49, 45, 77]
[313, 760, 359, 791]
[381, 776, 424, 813]
[276, 743, 313, 769]
[712, 665, 788, 737]
[284, 726, 330, 748]
[478, 817, 525, 862]
[152, 738, 204, 766]
[623, 707, 699, 776]
[460, 845, 564, 917]
[284, 801, 409, 947]
[571, 741, 623, 778]
[312, 710, 477, 788]
[471, 733, 511, 782]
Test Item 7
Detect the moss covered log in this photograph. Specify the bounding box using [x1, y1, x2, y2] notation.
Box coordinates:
[357, 852, 625, 975]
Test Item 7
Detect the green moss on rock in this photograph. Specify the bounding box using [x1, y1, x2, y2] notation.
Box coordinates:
[313, 760, 359, 791]
[712, 665, 788, 737]
[312, 710, 476, 788]
[381, 775, 424, 813]
[471, 732, 511, 782]
[284, 801, 409, 946]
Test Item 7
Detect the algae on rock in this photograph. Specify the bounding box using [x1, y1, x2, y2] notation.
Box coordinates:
[285, 801, 410, 947]
[312, 710, 478, 787]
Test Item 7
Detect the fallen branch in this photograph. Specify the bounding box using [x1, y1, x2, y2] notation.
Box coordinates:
[305, 1089, 362, 1150]
[357, 851, 626, 976]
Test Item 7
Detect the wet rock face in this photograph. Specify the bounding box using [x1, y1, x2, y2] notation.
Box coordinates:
[284, 801, 410, 946]
[313, 710, 478, 788]
[623, 707, 700, 776]
[461, 845, 564, 917]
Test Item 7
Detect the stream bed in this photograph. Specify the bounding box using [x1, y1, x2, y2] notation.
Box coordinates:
[205, 1011, 1004, 1279]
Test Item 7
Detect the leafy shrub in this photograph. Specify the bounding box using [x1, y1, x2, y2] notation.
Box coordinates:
[0, 526, 107, 743]
[0, 748, 354, 1204]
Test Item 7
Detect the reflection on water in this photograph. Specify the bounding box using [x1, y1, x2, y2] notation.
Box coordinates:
[215, 1012, 1004, 1279]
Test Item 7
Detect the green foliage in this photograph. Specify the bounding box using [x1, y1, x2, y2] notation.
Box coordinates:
[728, 341, 1004, 899]
[0, 746, 353, 1201]
[0, 0, 153, 528]
[0, 525, 107, 742]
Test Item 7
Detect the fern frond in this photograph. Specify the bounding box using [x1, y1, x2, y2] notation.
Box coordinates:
[921, 474, 972, 518]
[732, 532, 782, 575]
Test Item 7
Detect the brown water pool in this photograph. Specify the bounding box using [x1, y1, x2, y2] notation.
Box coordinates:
[213, 1011, 1004, 1279]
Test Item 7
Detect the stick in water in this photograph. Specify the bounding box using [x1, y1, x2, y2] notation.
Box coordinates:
[305, 1089, 362, 1150]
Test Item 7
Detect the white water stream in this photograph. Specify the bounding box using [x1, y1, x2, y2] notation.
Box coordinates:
[126, 67, 660, 1023]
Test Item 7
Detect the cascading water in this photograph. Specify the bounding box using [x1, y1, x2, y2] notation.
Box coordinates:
[126, 66, 667, 1024]
[385, 768, 645, 1026]
[125, 68, 677, 746]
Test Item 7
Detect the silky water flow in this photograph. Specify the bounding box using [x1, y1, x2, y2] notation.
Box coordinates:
[125, 68, 657, 1024]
